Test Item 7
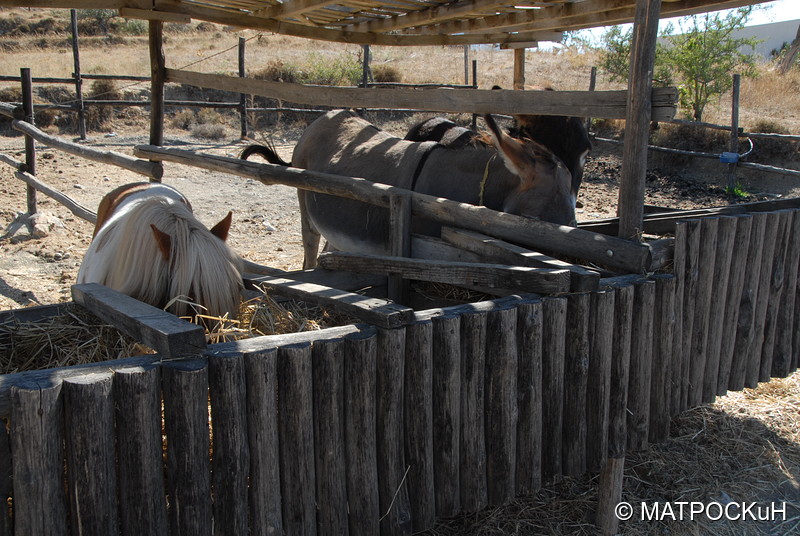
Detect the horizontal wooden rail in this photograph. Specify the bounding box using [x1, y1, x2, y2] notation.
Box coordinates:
[166, 69, 678, 121]
[13, 170, 97, 223]
[11, 119, 162, 180]
[134, 144, 656, 273]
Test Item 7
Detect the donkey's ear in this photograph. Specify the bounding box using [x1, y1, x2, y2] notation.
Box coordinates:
[150, 224, 171, 261]
[484, 115, 537, 187]
[210, 211, 233, 242]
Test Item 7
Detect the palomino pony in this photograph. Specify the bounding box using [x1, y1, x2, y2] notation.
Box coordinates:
[77, 182, 243, 319]
[242, 109, 575, 269]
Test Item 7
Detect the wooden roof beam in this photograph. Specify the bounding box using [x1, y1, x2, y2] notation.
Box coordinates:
[254, 0, 342, 20]
[344, 0, 513, 33]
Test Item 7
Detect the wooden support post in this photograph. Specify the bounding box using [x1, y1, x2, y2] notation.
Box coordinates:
[463, 45, 470, 86]
[459, 312, 488, 513]
[149, 21, 166, 153]
[727, 74, 741, 191]
[70, 9, 86, 140]
[617, 0, 662, 240]
[513, 48, 526, 91]
[239, 37, 248, 139]
[388, 193, 412, 304]
[472, 59, 478, 130]
[432, 315, 461, 517]
[586, 66, 597, 132]
[20, 68, 37, 215]
[362, 44, 371, 88]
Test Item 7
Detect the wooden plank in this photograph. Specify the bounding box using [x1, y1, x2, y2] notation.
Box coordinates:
[459, 311, 488, 513]
[10, 380, 68, 536]
[344, 331, 381, 535]
[389, 193, 412, 304]
[167, 69, 674, 120]
[411, 234, 488, 264]
[432, 315, 461, 517]
[541, 296, 566, 483]
[515, 300, 543, 495]
[0, 302, 68, 325]
[71, 283, 206, 359]
[375, 328, 413, 536]
[244, 348, 283, 536]
[311, 338, 348, 536]
[114, 365, 168, 536]
[135, 144, 654, 273]
[245, 274, 414, 329]
[440, 227, 600, 292]
[627, 280, 655, 450]
[687, 218, 717, 408]
[716, 215, 753, 395]
[649, 275, 675, 444]
[208, 352, 250, 535]
[669, 222, 686, 418]
[759, 210, 792, 382]
[247, 266, 386, 293]
[702, 216, 736, 403]
[318, 252, 571, 295]
[208, 324, 373, 356]
[746, 212, 780, 388]
[773, 211, 800, 378]
[63, 373, 119, 536]
[729, 213, 767, 391]
[277, 343, 317, 536]
[677, 220, 701, 411]
[119, 7, 191, 23]
[404, 321, 435, 531]
[485, 307, 518, 505]
[162, 359, 212, 536]
[563, 293, 590, 477]
[14, 170, 97, 223]
[586, 290, 614, 473]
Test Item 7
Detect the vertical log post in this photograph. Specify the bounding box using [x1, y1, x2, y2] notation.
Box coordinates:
[115, 365, 168, 536]
[149, 21, 166, 152]
[432, 314, 461, 517]
[688, 218, 717, 408]
[459, 312, 488, 513]
[463, 45, 470, 86]
[541, 296, 567, 483]
[617, 0, 663, 239]
[563, 293, 590, 477]
[472, 60, 478, 130]
[21, 68, 37, 215]
[0, 417, 11, 536]
[773, 211, 800, 377]
[245, 348, 283, 536]
[70, 9, 86, 140]
[586, 290, 614, 473]
[376, 328, 413, 536]
[362, 44, 371, 88]
[485, 306, 518, 505]
[239, 36, 248, 139]
[162, 360, 212, 536]
[596, 285, 633, 536]
[208, 353, 250, 535]
[726, 74, 741, 192]
[513, 48, 526, 90]
[516, 299, 543, 495]
[627, 279, 655, 450]
[586, 66, 598, 133]
[10, 381, 68, 536]
[405, 321, 435, 531]
[63, 373, 119, 536]
[759, 210, 791, 382]
[649, 275, 675, 444]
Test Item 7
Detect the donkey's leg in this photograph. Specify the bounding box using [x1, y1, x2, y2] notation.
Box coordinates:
[298, 191, 321, 269]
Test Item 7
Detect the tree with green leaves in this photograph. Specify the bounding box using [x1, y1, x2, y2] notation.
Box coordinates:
[599, 7, 760, 122]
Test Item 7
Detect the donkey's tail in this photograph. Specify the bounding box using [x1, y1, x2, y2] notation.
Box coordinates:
[240, 141, 291, 167]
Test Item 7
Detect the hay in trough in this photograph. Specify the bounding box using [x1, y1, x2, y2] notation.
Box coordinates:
[0, 304, 151, 374]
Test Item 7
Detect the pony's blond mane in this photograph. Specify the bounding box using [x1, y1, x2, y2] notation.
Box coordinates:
[77, 195, 243, 319]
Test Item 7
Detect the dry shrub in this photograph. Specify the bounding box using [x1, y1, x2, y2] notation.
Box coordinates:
[373, 64, 402, 83]
[650, 122, 729, 153]
[169, 109, 196, 130]
[251, 60, 301, 84]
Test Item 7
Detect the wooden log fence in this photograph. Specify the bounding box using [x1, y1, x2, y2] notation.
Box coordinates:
[1, 205, 799, 534]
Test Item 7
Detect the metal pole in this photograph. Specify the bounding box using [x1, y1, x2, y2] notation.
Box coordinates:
[239, 37, 248, 139]
[70, 9, 87, 139]
[727, 74, 741, 192]
[21, 68, 37, 215]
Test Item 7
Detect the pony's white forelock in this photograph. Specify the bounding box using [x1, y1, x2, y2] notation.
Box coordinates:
[77, 195, 243, 319]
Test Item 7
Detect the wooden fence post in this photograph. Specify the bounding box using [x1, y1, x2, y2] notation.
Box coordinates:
[362, 44, 371, 88]
[70, 9, 87, 140]
[149, 20, 166, 153]
[513, 48, 526, 90]
[726, 74, 741, 191]
[21, 68, 37, 215]
[389, 193, 412, 304]
[239, 37, 248, 139]
[586, 66, 597, 133]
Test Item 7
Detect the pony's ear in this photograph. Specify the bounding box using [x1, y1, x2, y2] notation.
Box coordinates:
[150, 224, 171, 261]
[484, 115, 537, 187]
[209, 211, 233, 242]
